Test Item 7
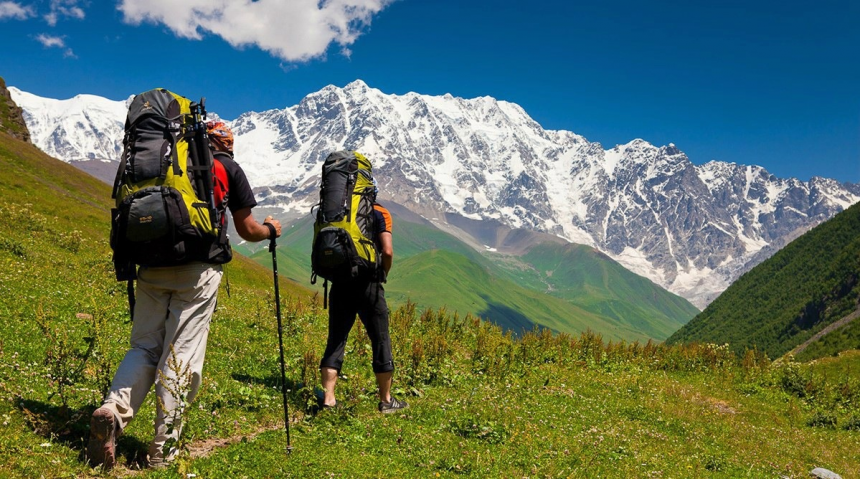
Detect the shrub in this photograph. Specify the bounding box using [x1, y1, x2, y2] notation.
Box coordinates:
[57, 230, 83, 253]
[0, 238, 26, 258]
[842, 415, 860, 431]
[807, 411, 838, 429]
[449, 415, 508, 444]
[776, 360, 816, 399]
[35, 306, 95, 407]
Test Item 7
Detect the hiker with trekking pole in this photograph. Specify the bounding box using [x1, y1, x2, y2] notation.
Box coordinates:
[89, 89, 281, 470]
[311, 150, 408, 414]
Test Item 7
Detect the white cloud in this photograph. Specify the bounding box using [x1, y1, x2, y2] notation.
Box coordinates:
[35, 33, 65, 48]
[45, 0, 86, 26]
[117, 0, 395, 62]
[0, 1, 34, 20]
[35, 33, 76, 58]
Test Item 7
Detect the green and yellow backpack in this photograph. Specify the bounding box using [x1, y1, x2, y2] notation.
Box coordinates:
[110, 88, 230, 281]
[311, 150, 378, 285]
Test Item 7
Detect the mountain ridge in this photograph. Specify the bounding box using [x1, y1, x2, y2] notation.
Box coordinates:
[10, 80, 860, 308]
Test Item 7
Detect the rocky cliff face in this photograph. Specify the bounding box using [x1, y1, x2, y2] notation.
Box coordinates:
[10, 81, 860, 308]
[0, 77, 31, 143]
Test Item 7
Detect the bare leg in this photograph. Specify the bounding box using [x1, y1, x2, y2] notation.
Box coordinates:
[321, 367, 338, 406]
[376, 371, 392, 403]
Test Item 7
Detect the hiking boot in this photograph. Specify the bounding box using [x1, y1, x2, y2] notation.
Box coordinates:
[147, 456, 169, 470]
[378, 397, 409, 414]
[87, 407, 118, 470]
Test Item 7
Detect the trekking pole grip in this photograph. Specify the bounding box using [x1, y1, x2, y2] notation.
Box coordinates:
[265, 222, 277, 251]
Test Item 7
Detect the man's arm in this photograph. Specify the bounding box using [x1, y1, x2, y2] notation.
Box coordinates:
[232, 207, 281, 242]
[378, 231, 393, 275]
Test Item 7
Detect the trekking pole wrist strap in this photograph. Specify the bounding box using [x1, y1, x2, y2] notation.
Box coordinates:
[264, 222, 276, 240]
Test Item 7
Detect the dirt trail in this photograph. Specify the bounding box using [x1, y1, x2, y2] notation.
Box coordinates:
[111, 423, 288, 477]
[788, 306, 860, 357]
[187, 423, 286, 459]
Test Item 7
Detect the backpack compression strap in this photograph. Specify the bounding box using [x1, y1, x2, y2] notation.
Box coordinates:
[127, 279, 135, 321]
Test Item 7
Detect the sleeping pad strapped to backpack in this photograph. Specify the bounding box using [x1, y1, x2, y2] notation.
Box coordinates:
[110, 88, 230, 281]
[311, 150, 378, 284]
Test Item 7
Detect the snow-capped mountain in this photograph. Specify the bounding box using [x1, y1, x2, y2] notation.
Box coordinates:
[8, 86, 128, 163]
[11, 81, 860, 308]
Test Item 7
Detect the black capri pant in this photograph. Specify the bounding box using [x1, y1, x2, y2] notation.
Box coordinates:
[319, 279, 394, 374]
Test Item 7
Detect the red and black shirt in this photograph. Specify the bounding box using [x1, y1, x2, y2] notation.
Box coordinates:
[212, 151, 257, 218]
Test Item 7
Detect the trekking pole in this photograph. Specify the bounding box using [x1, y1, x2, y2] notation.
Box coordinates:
[269, 232, 293, 454]
[188, 98, 219, 227]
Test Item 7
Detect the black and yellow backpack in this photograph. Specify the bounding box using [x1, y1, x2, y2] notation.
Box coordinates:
[311, 150, 378, 286]
[110, 88, 230, 282]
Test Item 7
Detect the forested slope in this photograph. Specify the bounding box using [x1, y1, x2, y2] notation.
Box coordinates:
[668, 202, 860, 360]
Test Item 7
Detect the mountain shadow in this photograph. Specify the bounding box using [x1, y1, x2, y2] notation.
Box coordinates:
[478, 295, 538, 337]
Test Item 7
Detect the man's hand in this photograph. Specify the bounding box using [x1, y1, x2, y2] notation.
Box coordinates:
[264, 215, 282, 238]
[232, 208, 282, 242]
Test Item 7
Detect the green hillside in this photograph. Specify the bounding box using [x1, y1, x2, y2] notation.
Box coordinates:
[387, 249, 656, 340]
[1, 118, 860, 478]
[242, 210, 698, 341]
[497, 242, 699, 339]
[238, 211, 485, 285]
[247, 215, 315, 285]
[667, 202, 860, 360]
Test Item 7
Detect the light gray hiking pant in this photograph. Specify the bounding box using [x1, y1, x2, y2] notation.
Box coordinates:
[101, 262, 222, 462]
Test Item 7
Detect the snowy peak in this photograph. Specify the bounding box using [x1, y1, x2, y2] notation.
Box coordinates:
[343, 79, 371, 94]
[228, 81, 858, 308]
[11, 80, 860, 309]
[609, 139, 691, 179]
[8, 86, 127, 163]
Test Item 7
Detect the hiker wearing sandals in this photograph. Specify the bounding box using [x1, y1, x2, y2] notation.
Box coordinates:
[88, 111, 282, 471]
[318, 172, 408, 414]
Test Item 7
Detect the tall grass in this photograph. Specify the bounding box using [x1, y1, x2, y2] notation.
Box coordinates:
[2, 245, 859, 476]
[1, 135, 858, 477]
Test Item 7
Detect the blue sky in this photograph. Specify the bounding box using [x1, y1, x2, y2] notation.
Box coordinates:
[1, 0, 857, 183]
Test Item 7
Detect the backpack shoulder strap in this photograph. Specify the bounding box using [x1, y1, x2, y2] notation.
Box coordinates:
[210, 151, 232, 245]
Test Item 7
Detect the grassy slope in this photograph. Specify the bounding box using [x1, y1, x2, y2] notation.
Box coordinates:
[387, 250, 651, 340]
[241, 213, 697, 341]
[0, 130, 859, 477]
[0, 129, 310, 474]
[668, 202, 860, 360]
[508, 242, 699, 338]
[797, 317, 860, 362]
[238, 212, 486, 285]
[237, 215, 313, 285]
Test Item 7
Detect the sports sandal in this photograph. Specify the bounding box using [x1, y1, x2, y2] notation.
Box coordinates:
[378, 397, 409, 414]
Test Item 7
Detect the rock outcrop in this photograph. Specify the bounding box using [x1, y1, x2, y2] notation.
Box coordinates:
[0, 77, 31, 143]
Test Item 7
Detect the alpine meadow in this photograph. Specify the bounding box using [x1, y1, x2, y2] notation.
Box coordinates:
[1, 73, 860, 479]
